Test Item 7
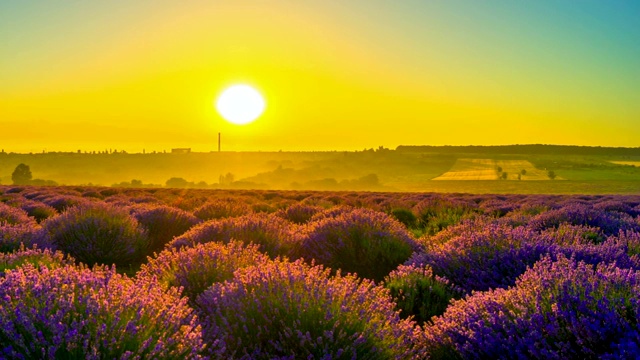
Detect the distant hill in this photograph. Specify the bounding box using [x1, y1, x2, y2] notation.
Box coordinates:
[397, 145, 640, 156]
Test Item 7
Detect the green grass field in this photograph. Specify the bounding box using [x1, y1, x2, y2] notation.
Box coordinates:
[1, 148, 639, 194]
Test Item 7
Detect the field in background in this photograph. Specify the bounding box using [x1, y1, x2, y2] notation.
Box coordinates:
[610, 161, 640, 167]
[1, 146, 639, 194]
[432, 159, 497, 180]
[432, 159, 549, 180]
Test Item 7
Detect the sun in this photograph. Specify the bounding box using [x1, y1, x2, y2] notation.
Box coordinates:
[215, 84, 265, 125]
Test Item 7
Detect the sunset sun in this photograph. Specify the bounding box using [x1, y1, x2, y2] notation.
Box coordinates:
[215, 85, 265, 125]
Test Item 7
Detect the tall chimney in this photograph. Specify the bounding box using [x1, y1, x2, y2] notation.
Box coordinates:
[218, 132, 221, 152]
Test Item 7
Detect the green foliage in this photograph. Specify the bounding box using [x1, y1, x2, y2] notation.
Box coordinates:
[166, 177, 189, 188]
[11, 163, 32, 185]
[384, 264, 461, 323]
[391, 208, 418, 228]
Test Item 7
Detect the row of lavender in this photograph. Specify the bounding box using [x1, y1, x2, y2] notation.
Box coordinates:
[1, 185, 640, 359]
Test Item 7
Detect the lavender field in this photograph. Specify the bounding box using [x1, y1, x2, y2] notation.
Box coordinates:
[1, 185, 640, 359]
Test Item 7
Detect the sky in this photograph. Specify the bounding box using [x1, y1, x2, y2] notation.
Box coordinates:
[1, 0, 639, 153]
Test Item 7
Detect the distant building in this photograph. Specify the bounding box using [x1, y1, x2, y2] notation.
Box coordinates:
[171, 148, 191, 154]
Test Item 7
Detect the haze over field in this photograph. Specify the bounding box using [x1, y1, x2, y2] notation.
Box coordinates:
[1, 1, 639, 153]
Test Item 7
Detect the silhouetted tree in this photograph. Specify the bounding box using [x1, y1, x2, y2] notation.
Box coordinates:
[219, 173, 235, 185]
[166, 177, 189, 188]
[547, 170, 556, 180]
[12, 163, 32, 185]
[501, 172, 508, 180]
[521, 169, 527, 176]
[358, 174, 379, 186]
[496, 166, 503, 173]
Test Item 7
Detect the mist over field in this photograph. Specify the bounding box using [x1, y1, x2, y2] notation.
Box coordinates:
[1, 145, 639, 194]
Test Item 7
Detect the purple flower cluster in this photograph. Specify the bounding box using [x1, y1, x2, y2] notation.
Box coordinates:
[528, 203, 640, 236]
[168, 213, 297, 258]
[411, 221, 550, 292]
[0, 245, 74, 274]
[0, 203, 35, 226]
[424, 255, 640, 359]
[129, 204, 201, 254]
[17, 200, 58, 222]
[0, 223, 47, 253]
[274, 203, 323, 224]
[137, 241, 268, 301]
[196, 258, 422, 359]
[2, 186, 640, 357]
[40, 194, 91, 212]
[193, 199, 253, 221]
[414, 217, 640, 294]
[297, 208, 420, 281]
[42, 203, 149, 267]
[0, 264, 203, 359]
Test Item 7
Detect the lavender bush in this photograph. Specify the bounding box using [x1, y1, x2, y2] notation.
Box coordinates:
[137, 241, 268, 301]
[274, 203, 323, 224]
[42, 203, 149, 267]
[0, 264, 204, 359]
[297, 208, 419, 281]
[0, 245, 74, 274]
[40, 194, 90, 212]
[130, 204, 200, 254]
[528, 203, 640, 236]
[0, 223, 47, 253]
[168, 213, 297, 258]
[0, 203, 35, 226]
[193, 199, 252, 221]
[19, 200, 58, 222]
[424, 255, 640, 359]
[409, 223, 550, 292]
[196, 259, 422, 359]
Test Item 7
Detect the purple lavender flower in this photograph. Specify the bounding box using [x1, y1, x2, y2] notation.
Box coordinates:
[424, 255, 640, 359]
[410, 222, 550, 292]
[0, 245, 74, 274]
[528, 203, 640, 236]
[137, 240, 268, 301]
[0, 223, 49, 253]
[193, 199, 253, 221]
[129, 204, 201, 254]
[274, 203, 323, 224]
[196, 259, 422, 359]
[297, 208, 420, 282]
[18, 200, 58, 222]
[168, 213, 298, 258]
[0, 203, 35, 226]
[0, 264, 204, 359]
[41, 203, 149, 267]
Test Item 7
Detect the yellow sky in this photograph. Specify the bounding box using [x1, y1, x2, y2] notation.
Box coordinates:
[1, 1, 639, 152]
